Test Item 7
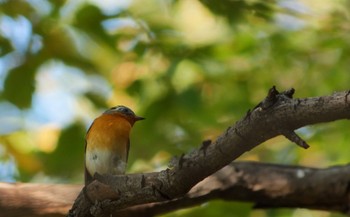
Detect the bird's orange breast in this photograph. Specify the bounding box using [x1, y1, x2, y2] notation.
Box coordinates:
[86, 114, 131, 152]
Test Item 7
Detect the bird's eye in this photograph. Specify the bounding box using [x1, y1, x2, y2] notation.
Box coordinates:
[121, 107, 129, 113]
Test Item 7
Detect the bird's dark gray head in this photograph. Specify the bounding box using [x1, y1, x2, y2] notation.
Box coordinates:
[104, 105, 145, 123]
[105, 105, 135, 116]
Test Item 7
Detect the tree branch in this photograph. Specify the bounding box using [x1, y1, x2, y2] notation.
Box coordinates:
[67, 88, 350, 217]
[0, 183, 81, 217]
[1, 163, 350, 216]
[116, 162, 350, 216]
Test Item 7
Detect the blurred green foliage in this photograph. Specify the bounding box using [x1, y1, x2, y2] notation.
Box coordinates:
[0, 0, 349, 216]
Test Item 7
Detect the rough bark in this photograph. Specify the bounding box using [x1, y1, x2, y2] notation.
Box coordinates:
[118, 162, 350, 216]
[66, 88, 350, 217]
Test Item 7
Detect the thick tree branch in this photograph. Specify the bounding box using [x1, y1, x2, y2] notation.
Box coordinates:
[68, 88, 350, 217]
[117, 162, 350, 216]
[1, 162, 350, 216]
[0, 183, 81, 217]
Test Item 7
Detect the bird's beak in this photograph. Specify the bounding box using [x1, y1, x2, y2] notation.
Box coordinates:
[134, 116, 145, 121]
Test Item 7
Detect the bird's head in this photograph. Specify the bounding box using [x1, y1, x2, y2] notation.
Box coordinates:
[103, 105, 145, 126]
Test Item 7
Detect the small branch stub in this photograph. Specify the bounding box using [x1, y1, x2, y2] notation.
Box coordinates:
[282, 130, 310, 149]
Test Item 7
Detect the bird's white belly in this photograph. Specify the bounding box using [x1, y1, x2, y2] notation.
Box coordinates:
[86, 148, 126, 177]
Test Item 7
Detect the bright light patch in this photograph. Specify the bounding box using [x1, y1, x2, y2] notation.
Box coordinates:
[174, 0, 229, 46]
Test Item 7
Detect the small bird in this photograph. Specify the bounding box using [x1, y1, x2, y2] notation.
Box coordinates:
[85, 105, 144, 186]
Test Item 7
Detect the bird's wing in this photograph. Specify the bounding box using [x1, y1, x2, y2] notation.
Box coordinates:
[126, 138, 130, 163]
[84, 122, 94, 186]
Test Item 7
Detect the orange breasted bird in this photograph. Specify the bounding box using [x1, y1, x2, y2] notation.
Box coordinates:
[84, 105, 144, 186]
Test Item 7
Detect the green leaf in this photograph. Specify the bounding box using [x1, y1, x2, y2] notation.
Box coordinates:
[41, 123, 85, 177]
[74, 4, 115, 48]
[0, 35, 13, 55]
[84, 91, 108, 109]
[0, 0, 34, 17]
[2, 58, 38, 108]
[199, 0, 275, 23]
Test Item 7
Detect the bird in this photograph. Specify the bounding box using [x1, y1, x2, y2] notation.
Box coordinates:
[84, 105, 144, 186]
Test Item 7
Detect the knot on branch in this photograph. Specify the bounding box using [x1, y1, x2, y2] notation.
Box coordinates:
[345, 90, 350, 104]
[200, 139, 212, 156]
[255, 86, 295, 111]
